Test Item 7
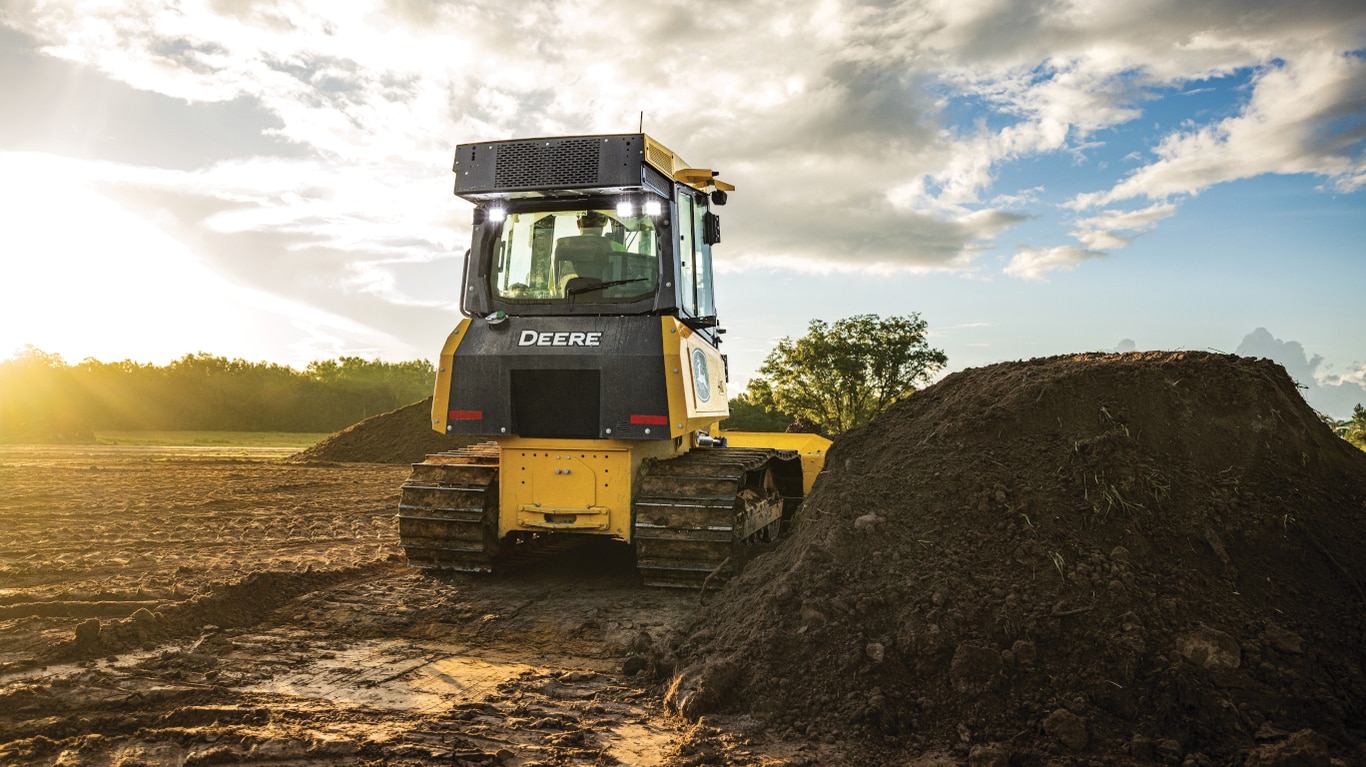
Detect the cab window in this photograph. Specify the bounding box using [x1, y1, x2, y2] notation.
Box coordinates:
[677, 191, 698, 316]
[491, 207, 659, 302]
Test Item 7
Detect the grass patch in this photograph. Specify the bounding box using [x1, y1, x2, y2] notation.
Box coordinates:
[94, 431, 330, 448]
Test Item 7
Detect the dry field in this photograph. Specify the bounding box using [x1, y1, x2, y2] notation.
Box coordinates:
[0, 445, 812, 766]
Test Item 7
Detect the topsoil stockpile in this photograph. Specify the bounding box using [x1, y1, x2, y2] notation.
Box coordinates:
[668, 352, 1366, 766]
[292, 397, 469, 464]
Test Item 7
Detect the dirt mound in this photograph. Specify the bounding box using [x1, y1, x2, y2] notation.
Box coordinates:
[292, 397, 475, 464]
[676, 352, 1366, 765]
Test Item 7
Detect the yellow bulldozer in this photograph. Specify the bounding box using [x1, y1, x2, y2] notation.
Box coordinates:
[397, 133, 829, 587]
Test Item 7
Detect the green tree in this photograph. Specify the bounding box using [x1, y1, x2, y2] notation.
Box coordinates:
[722, 389, 795, 432]
[748, 314, 947, 435]
[1347, 403, 1366, 451]
[306, 357, 435, 424]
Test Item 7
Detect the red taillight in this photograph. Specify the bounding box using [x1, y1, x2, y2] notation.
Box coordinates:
[630, 414, 668, 425]
[449, 410, 483, 420]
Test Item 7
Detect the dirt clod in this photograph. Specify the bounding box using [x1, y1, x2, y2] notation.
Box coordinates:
[1176, 626, 1241, 670]
[1043, 707, 1089, 750]
[949, 643, 1003, 694]
[968, 742, 1009, 767]
[73, 619, 101, 645]
[666, 657, 741, 722]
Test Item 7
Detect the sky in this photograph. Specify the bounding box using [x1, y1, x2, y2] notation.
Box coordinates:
[1, 0, 1364, 417]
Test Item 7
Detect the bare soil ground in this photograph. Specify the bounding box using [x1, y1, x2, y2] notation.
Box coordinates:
[0, 446, 807, 766]
[5, 352, 1365, 767]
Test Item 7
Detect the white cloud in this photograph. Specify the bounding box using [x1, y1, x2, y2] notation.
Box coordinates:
[1005, 245, 1105, 280]
[1235, 327, 1366, 419]
[0, 0, 1095, 275]
[1073, 229, 1130, 250]
[1072, 202, 1179, 230]
[2, 0, 1363, 313]
[1330, 363, 1366, 388]
[1074, 51, 1366, 208]
[1068, 200, 1178, 250]
[926, 3, 1366, 266]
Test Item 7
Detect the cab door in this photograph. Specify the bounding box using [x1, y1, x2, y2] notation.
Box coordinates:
[674, 188, 716, 324]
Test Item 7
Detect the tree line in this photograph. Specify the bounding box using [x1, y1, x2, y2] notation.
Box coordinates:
[0, 347, 435, 440]
[3, 313, 949, 441]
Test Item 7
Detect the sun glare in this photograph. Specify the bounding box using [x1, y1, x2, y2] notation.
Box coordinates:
[0, 153, 314, 365]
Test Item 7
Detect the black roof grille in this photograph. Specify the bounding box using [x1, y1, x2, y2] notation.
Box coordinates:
[454, 134, 653, 200]
[495, 138, 601, 189]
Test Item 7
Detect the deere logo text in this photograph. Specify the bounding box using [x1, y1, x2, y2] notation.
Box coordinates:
[518, 330, 603, 347]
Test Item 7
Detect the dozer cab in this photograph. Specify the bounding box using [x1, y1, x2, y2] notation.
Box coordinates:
[397, 133, 829, 587]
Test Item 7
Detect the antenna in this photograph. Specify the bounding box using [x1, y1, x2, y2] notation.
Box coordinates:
[639, 111, 644, 133]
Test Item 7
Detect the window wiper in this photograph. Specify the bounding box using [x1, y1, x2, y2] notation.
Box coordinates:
[566, 277, 648, 296]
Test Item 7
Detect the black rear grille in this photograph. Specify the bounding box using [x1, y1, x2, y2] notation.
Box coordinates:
[510, 369, 600, 438]
[495, 139, 601, 189]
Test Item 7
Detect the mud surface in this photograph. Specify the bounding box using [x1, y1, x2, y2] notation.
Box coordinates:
[676, 352, 1366, 765]
[0, 446, 804, 766]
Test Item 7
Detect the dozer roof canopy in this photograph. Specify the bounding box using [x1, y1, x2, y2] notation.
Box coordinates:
[452, 133, 731, 202]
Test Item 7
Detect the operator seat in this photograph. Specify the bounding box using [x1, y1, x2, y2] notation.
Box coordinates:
[554, 235, 616, 282]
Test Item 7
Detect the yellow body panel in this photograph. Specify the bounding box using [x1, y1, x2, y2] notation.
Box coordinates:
[430, 319, 471, 435]
[643, 134, 734, 193]
[660, 317, 728, 438]
[499, 440, 632, 538]
[643, 135, 687, 178]
[495, 436, 686, 542]
[717, 431, 831, 496]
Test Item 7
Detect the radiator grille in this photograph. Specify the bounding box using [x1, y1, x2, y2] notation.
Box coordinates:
[511, 369, 600, 439]
[495, 139, 601, 189]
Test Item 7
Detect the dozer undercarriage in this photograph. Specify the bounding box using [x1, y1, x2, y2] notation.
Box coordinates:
[397, 443, 803, 588]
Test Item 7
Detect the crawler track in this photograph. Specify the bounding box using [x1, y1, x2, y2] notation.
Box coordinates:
[396, 443, 500, 571]
[633, 447, 795, 588]
[398, 444, 799, 587]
